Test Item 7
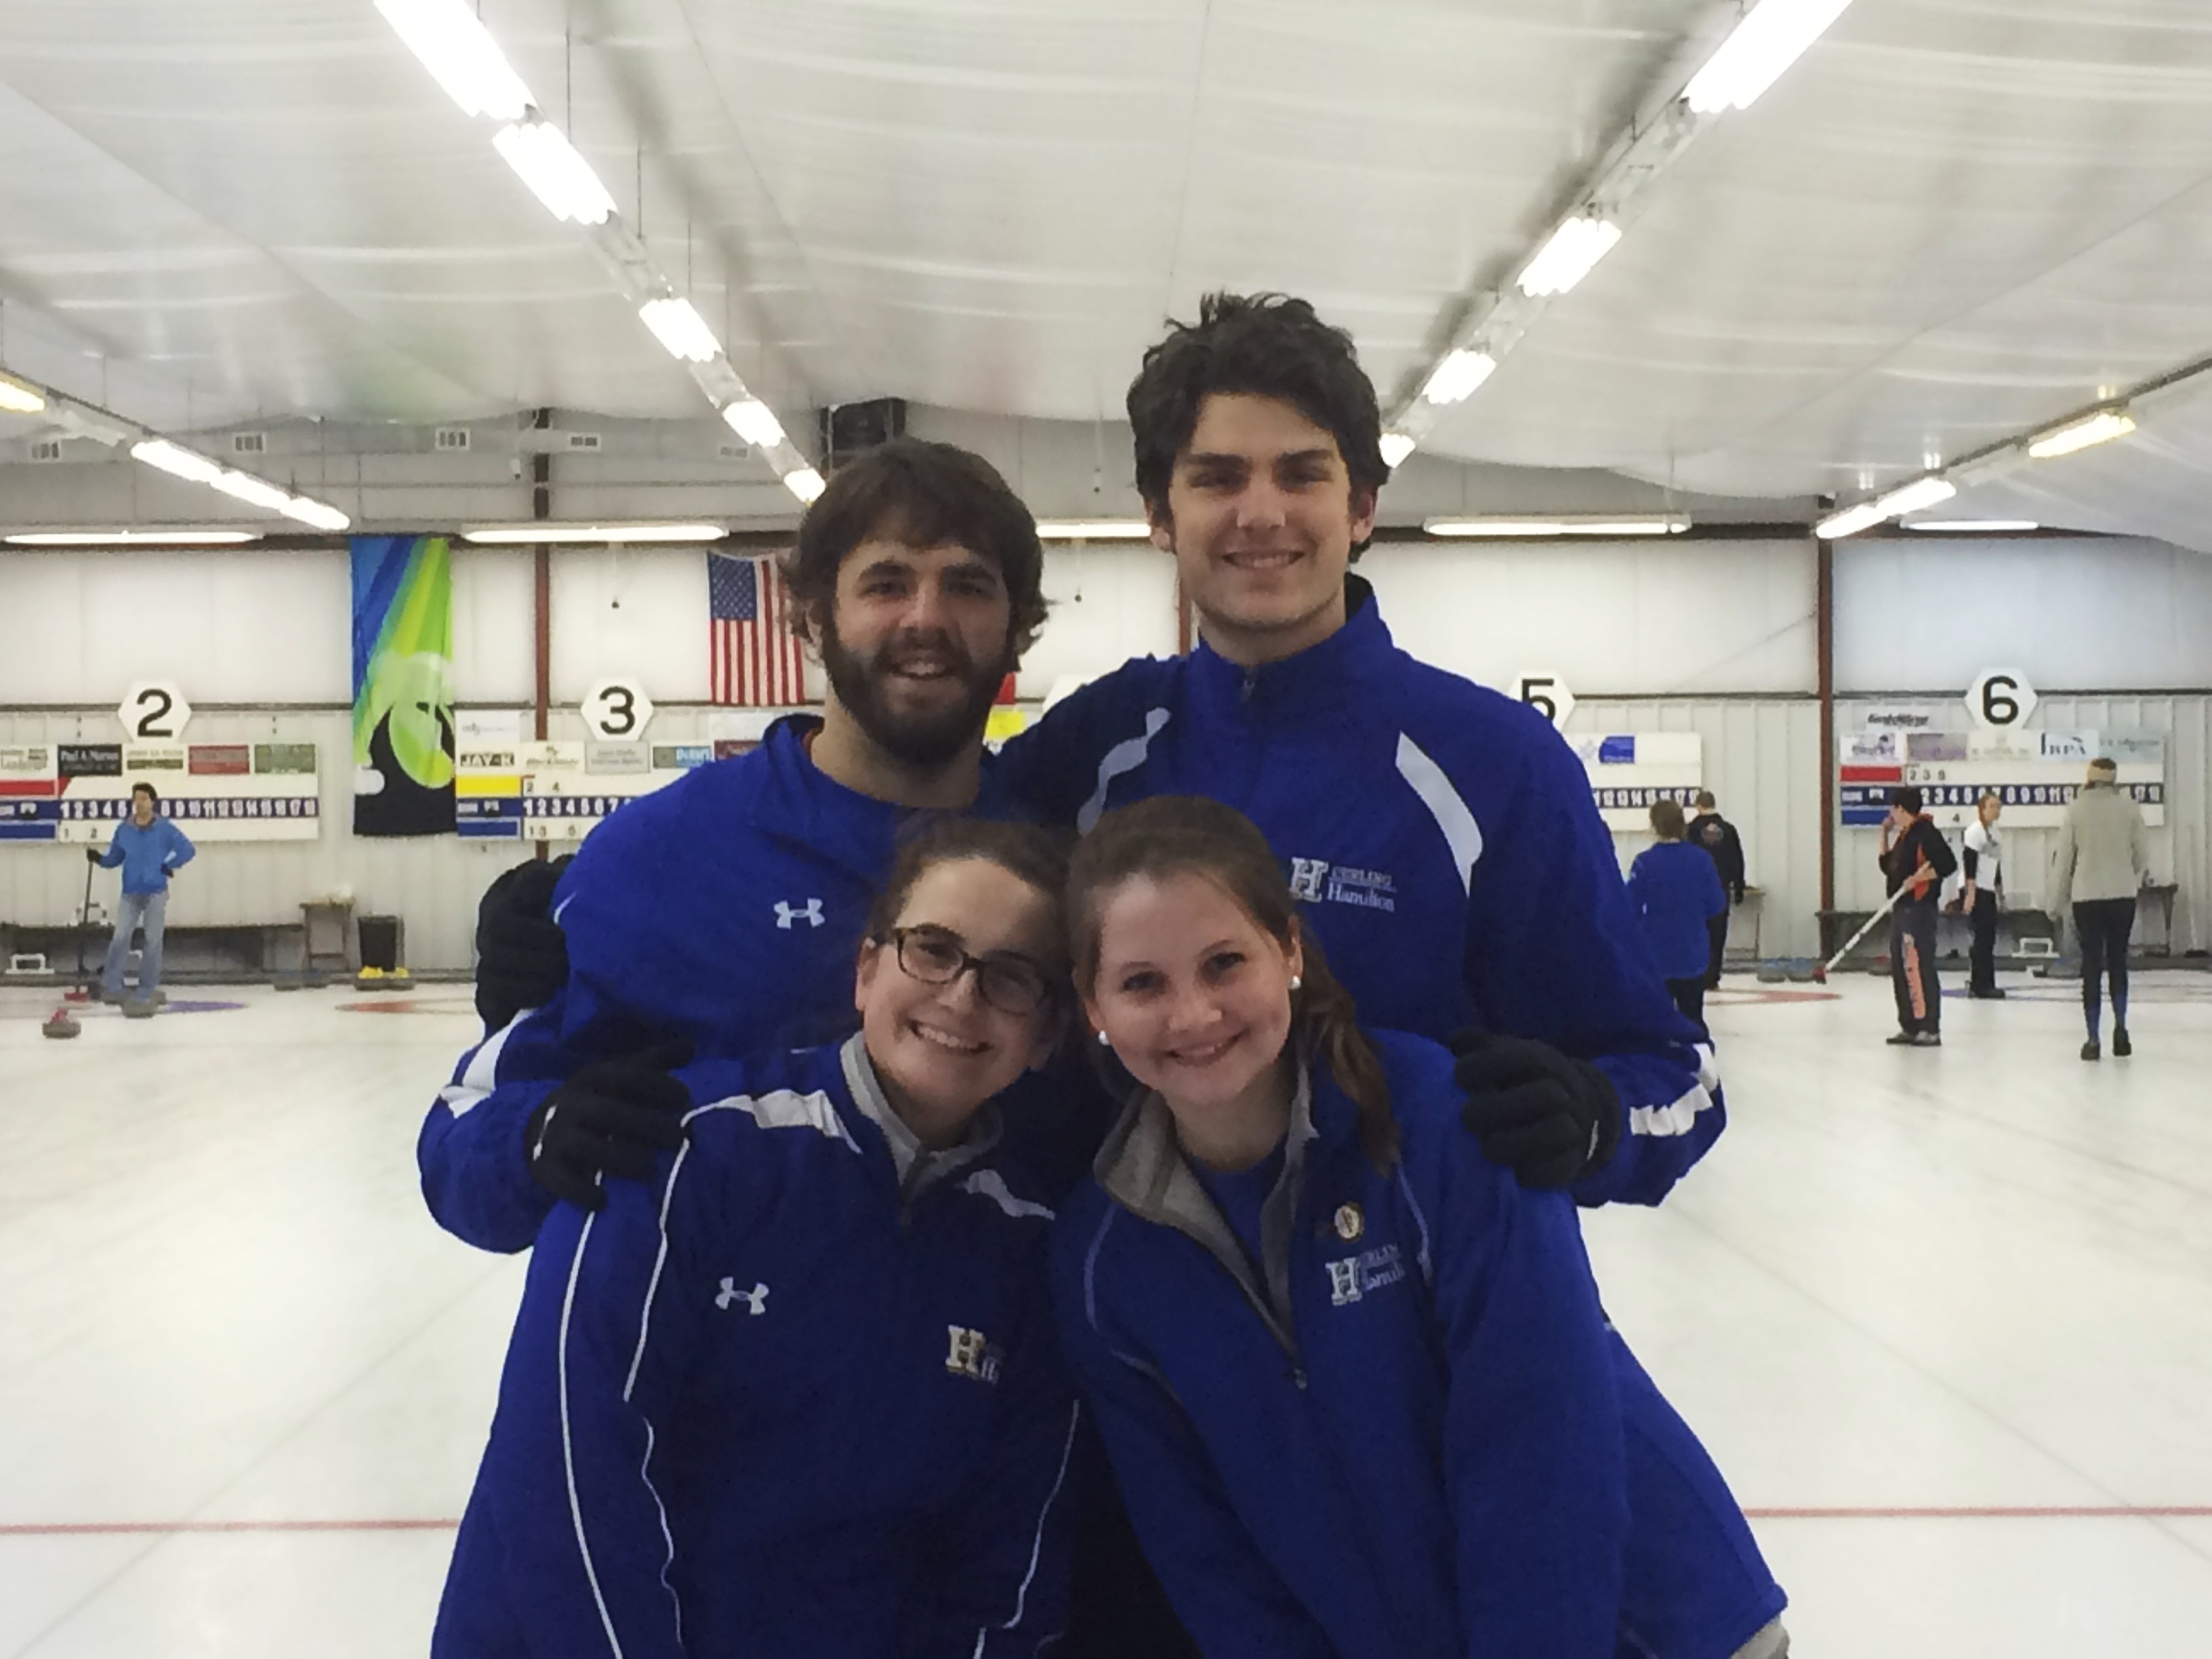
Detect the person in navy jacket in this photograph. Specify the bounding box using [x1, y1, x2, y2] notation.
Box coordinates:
[1626, 798, 1729, 1031]
[420, 439, 1066, 1255]
[996, 293, 1723, 1209]
[1056, 796, 1786, 1659]
[434, 819, 1081, 1657]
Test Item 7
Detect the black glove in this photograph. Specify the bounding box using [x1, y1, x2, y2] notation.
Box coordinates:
[474, 853, 574, 1030]
[525, 1040, 694, 1210]
[85, 848, 102, 865]
[1450, 1029, 1621, 1190]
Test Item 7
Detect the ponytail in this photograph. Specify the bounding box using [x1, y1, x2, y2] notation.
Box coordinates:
[1292, 941, 1397, 1173]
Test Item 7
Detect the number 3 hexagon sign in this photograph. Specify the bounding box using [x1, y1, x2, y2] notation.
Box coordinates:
[119, 681, 191, 741]
[583, 678, 654, 741]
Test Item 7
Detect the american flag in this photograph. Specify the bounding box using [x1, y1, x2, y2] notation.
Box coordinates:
[709, 552, 808, 705]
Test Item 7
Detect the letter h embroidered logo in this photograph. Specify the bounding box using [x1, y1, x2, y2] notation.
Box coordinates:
[945, 1325, 1001, 1384]
[1288, 859, 1330, 903]
[1326, 1258, 1364, 1307]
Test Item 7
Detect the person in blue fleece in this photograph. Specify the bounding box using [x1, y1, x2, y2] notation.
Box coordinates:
[1626, 798, 1729, 1031]
[434, 819, 1081, 1658]
[88, 780, 194, 1008]
[994, 293, 1722, 1210]
[1056, 796, 1786, 1659]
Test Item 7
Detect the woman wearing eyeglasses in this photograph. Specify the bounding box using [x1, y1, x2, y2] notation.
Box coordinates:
[434, 818, 1083, 1659]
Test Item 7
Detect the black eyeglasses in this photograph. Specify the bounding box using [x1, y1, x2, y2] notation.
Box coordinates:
[879, 926, 1055, 1016]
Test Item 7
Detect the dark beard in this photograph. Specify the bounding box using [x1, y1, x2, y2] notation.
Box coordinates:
[818, 622, 1008, 769]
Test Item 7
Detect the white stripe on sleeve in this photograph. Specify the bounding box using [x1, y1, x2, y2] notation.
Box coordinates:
[1077, 708, 1171, 833]
[436, 1008, 531, 1120]
[1395, 734, 1484, 895]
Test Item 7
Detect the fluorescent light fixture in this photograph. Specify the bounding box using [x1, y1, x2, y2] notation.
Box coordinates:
[783, 468, 827, 505]
[0, 371, 45, 415]
[1685, 0, 1856, 115]
[1517, 216, 1623, 298]
[280, 497, 352, 532]
[1872, 475, 1956, 518]
[492, 120, 616, 226]
[721, 398, 786, 449]
[131, 439, 225, 485]
[1814, 501, 1887, 539]
[2026, 409, 2136, 460]
[209, 470, 295, 513]
[1425, 516, 1689, 538]
[5, 530, 261, 547]
[1380, 432, 1417, 469]
[1034, 520, 1153, 540]
[640, 298, 721, 364]
[1904, 520, 2040, 533]
[374, 0, 535, 122]
[1420, 350, 1496, 407]
[462, 523, 726, 544]
[1817, 474, 1956, 539]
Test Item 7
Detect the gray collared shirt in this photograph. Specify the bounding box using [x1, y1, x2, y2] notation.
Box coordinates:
[839, 1033, 1004, 1209]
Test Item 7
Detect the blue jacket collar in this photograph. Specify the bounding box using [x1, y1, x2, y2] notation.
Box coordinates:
[1185, 575, 1397, 724]
[744, 714, 1016, 879]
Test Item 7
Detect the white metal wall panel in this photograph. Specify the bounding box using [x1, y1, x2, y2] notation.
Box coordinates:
[1835, 537, 2212, 695]
[1361, 540, 1818, 698]
[1567, 697, 1824, 962]
[0, 547, 539, 708]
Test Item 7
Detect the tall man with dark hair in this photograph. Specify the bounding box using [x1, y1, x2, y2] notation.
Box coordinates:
[1688, 790, 1746, 988]
[1001, 293, 1727, 1208]
[89, 781, 194, 1012]
[1879, 785, 1956, 1048]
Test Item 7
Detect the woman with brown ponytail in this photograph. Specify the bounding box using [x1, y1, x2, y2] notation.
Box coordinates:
[1052, 796, 1786, 1659]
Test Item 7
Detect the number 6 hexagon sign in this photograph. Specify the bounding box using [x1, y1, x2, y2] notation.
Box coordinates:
[1967, 668, 2037, 730]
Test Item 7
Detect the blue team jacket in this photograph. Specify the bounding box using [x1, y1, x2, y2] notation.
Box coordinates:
[1054, 1031, 1784, 1659]
[1627, 842, 1728, 981]
[997, 586, 1724, 1208]
[96, 817, 194, 895]
[417, 716, 1101, 1254]
[434, 1036, 1080, 1659]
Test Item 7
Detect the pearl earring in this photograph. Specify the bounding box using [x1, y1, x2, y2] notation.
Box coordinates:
[1290, 975, 1303, 993]
[1097, 1030, 1111, 1048]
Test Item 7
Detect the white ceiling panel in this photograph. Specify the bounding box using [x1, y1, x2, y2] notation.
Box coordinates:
[0, 0, 2209, 551]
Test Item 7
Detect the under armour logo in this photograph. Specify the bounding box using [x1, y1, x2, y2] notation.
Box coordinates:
[945, 1324, 1002, 1385]
[1288, 858, 1330, 902]
[773, 899, 825, 930]
[716, 1278, 770, 1315]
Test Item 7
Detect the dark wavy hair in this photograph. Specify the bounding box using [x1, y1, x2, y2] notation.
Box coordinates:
[1125, 292, 1390, 554]
[865, 817, 1075, 979]
[778, 438, 1049, 659]
[1067, 795, 1397, 1172]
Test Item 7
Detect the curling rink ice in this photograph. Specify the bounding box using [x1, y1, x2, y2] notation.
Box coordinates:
[3, 971, 2211, 1658]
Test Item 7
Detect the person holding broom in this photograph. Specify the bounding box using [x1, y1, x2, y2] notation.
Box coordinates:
[1879, 785, 1954, 1048]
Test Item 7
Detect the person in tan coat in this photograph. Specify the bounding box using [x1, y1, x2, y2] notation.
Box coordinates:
[2051, 757, 2152, 1061]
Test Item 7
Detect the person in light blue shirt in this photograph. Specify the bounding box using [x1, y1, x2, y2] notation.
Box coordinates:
[1626, 798, 1727, 1033]
[89, 781, 194, 1006]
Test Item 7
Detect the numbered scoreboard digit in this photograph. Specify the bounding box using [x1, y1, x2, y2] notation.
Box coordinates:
[582, 678, 655, 741]
[1515, 672, 1574, 729]
[118, 681, 192, 740]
